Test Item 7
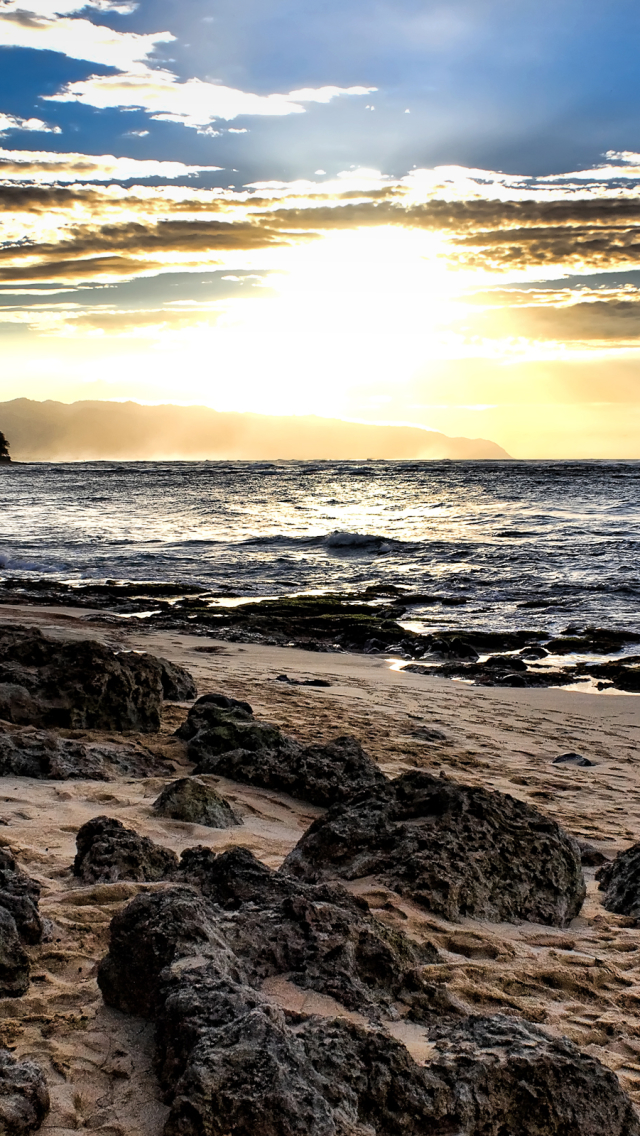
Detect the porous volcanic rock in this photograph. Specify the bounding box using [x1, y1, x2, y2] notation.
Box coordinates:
[97, 886, 240, 1017]
[0, 623, 182, 731]
[0, 1049, 50, 1134]
[283, 771, 585, 926]
[98, 876, 638, 1136]
[597, 841, 640, 919]
[73, 816, 178, 884]
[0, 722, 170, 781]
[0, 849, 43, 997]
[156, 657, 198, 702]
[153, 778, 241, 829]
[179, 695, 386, 807]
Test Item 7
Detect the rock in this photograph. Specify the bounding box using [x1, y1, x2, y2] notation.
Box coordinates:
[497, 673, 528, 687]
[597, 841, 640, 918]
[578, 840, 609, 867]
[0, 849, 43, 997]
[0, 722, 169, 781]
[175, 694, 254, 742]
[283, 771, 585, 926]
[73, 816, 179, 884]
[0, 624, 170, 731]
[0, 907, 30, 998]
[552, 752, 595, 767]
[99, 879, 638, 1136]
[484, 655, 527, 671]
[97, 886, 239, 1017]
[0, 849, 42, 945]
[176, 697, 283, 754]
[153, 778, 241, 829]
[156, 657, 198, 702]
[422, 1013, 639, 1136]
[181, 696, 387, 807]
[0, 1050, 50, 1134]
[276, 675, 332, 688]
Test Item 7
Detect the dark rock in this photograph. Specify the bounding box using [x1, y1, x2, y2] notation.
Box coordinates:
[423, 1013, 639, 1136]
[520, 646, 549, 659]
[276, 675, 332, 688]
[0, 722, 169, 781]
[0, 908, 30, 998]
[484, 655, 527, 671]
[156, 657, 198, 702]
[0, 1049, 50, 1134]
[577, 840, 609, 868]
[597, 841, 640, 919]
[193, 734, 387, 809]
[497, 673, 528, 687]
[176, 699, 279, 753]
[98, 847, 636, 1136]
[283, 771, 585, 926]
[552, 752, 595, 768]
[175, 694, 253, 742]
[0, 624, 168, 732]
[73, 816, 179, 884]
[153, 778, 241, 829]
[0, 849, 43, 997]
[98, 886, 238, 1017]
[0, 848, 42, 945]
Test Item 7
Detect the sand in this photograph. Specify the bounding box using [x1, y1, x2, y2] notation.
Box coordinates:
[1, 601, 640, 1133]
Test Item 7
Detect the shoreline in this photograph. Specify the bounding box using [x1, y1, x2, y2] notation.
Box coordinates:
[0, 602, 640, 1129]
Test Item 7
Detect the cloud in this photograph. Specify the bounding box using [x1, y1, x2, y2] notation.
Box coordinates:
[0, 113, 61, 135]
[0, 9, 173, 69]
[0, 146, 220, 182]
[47, 71, 375, 129]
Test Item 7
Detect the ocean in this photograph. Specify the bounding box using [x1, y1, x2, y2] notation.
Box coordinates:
[1, 459, 639, 639]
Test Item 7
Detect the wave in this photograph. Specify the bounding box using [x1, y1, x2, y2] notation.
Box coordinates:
[241, 530, 414, 554]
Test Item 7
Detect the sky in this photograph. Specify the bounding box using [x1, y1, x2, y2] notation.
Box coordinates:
[2, 1, 640, 457]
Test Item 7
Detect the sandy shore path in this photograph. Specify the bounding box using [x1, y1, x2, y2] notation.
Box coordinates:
[1, 602, 640, 1132]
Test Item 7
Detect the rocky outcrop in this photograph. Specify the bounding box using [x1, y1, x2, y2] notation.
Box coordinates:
[153, 778, 241, 828]
[597, 841, 640, 919]
[97, 864, 637, 1136]
[0, 624, 195, 732]
[73, 816, 178, 884]
[178, 696, 386, 807]
[0, 722, 171, 781]
[156, 657, 198, 702]
[0, 849, 43, 997]
[0, 1050, 49, 1134]
[283, 771, 585, 926]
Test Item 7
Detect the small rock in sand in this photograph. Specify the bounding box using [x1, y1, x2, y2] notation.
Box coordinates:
[0, 722, 171, 781]
[553, 752, 596, 767]
[153, 777, 241, 828]
[0, 849, 44, 997]
[283, 770, 586, 926]
[0, 1049, 49, 1134]
[73, 815, 178, 884]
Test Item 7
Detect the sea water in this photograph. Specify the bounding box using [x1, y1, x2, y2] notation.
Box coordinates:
[1, 459, 639, 637]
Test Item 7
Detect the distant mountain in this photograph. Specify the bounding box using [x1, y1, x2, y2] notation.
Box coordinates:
[0, 399, 510, 461]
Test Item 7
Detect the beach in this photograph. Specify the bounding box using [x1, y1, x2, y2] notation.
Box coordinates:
[1, 600, 639, 1133]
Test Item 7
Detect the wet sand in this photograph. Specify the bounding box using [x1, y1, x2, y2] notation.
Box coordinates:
[1, 602, 640, 1133]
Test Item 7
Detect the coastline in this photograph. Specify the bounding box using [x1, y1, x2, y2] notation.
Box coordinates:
[1, 600, 640, 1130]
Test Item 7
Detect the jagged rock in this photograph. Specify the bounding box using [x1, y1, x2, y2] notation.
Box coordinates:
[0, 908, 30, 998]
[153, 778, 241, 829]
[283, 771, 585, 926]
[0, 849, 42, 945]
[552, 752, 595, 767]
[175, 694, 254, 742]
[179, 698, 386, 806]
[0, 722, 169, 781]
[0, 849, 43, 997]
[98, 886, 239, 1017]
[0, 624, 174, 731]
[73, 816, 178, 885]
[423, 1014, 639, 1136]
[597, 841, 640, 918]
[578, 840, 609, 867]
[0, 1050, 50, 1134]
[177, 697, 283, 754]
[156, 657, 198, 702]
[99, 881, 638, 1136]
